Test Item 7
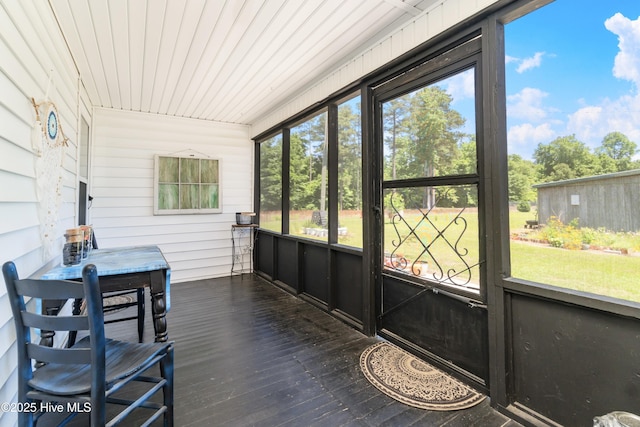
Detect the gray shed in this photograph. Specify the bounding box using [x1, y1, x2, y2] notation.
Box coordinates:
[534, 169, 640, 232]
[534, 169, 640, 231]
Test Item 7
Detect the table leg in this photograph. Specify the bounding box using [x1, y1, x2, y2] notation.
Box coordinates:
[67, 298, 82, 347]
[36, 305, 60, 367]
[149, 269, 168, 342]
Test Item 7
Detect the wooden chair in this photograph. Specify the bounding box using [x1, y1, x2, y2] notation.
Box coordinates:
[3, 261, 174, 427]
[93, 235, 146, 343]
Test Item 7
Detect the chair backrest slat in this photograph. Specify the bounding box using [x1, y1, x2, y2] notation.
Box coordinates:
[15, 278, 85, 300]
[21, 312, 89, 332]
[2, 261, 105, 369]
[27, 343, 91, 365]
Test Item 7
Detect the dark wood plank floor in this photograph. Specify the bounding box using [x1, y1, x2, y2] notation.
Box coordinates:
[43, 274, 522, 426]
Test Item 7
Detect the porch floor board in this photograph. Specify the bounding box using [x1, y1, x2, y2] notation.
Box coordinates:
[42, 274, 521, 426]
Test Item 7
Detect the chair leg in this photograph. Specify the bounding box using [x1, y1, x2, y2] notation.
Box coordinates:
[68, 298, 83, 347]
[91, 390, 107, 427]
[137, 288, 145, 343]
[162, 346, 174, 427]
[18, 409, 33, 427]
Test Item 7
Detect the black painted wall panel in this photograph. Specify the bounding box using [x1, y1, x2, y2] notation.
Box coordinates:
[302, 244, 328, 303]
[381, 276, 489, 382]
[276, 238, 298, 291]
[255, 232, 274, 278]
[334, 251, 363, 321]
[511, 294, 640, 426]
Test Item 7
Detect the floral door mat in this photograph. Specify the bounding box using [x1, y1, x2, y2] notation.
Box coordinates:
[360, 342, 485, 411]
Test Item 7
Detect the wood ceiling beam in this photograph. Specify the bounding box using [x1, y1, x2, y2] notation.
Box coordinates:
[381, 0, 423, 17]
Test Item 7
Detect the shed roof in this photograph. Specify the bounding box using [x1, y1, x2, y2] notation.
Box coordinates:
[533, 168, 640, 189]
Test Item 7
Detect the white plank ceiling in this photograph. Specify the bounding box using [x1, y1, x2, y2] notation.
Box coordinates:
[50, 0, 435, 127]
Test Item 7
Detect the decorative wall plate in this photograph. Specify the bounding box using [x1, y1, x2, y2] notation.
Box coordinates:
[46, 103, 59, 143]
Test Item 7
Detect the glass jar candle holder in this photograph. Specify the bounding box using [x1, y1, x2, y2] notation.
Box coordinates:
[79, 225, 93, 258]
[63, 227, 84, 266]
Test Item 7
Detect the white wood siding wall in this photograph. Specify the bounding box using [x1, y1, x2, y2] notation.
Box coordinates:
[91, 108, 253, 284]
[0, 1, 82, 425]
[250, 0, 498, 138]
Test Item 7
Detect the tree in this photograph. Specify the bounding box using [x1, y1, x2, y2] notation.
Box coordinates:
[382, 97, 412, 181]
[508, 154, 538, 203]
[410, 86, 465, 178]
[596, 131, 638, 171]
[534, 135, 601, 182]
[382, 86, 465, 208]
[288, 132, 311, 210]
[338, 101, 362, 210]
[289, 114, 328, 211]
[259, 136, 282, 211]
[440, 140, 478, 207]
[411, 86, 465, 208]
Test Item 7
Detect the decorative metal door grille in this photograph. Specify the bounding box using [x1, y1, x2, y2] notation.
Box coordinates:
[383, 186, 481, 292]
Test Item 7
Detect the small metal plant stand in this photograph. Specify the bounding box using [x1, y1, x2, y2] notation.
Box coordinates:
[231, 224, 258, 275]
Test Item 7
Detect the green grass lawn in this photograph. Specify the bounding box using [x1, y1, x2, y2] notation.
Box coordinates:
[510, 241, 640, 302]
[261, 210, 640, 303]
[509, 210, 640, 302]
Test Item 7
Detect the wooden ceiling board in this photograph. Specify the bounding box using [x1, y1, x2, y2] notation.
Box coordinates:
[203, 0, 321, 120]
[107, 0, 131, 110]
[49, 0, 439, 126]
[177, 0, 267, 117]
[241, 1, 416, 123]
[50, 0, 102, 106]
[164, 0, 234, 115]
[208, 0, 346, 121]
[139, 0, 167, 113]
[154, 0, 208, 114]
[184, 0, 288, 119]
[222, 1, 399, 124]
[147, 0, 187, 113]
[126, 0, 147, 112]
[89, 0, 122, 108]
[163, 0, 227, 116]
[258, 1, 364, 82]
[198, 0, 342, 121]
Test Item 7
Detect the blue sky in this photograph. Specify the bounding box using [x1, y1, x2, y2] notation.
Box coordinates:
[505, 0, 640, 160]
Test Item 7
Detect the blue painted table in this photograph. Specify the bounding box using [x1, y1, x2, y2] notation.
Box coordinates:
[32, 245, 171, 342]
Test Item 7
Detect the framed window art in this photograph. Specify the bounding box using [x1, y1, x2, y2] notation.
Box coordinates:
[154, 154, 221, 215]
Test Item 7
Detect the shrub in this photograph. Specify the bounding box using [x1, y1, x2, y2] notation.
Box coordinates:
[540, 216, 563, 241]
[517, 200, 531, 212]
[526, 215, 637, 253]
[581, 227, 596, 245]
[561, 229, 582, 250]
[548, 237, 564, 248]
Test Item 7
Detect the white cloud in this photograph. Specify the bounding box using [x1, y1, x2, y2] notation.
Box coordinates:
[445, 68, 475, 101]
[566, 106, 603, 143]
[605, 13, 640, 88]
[567, 94, 640, 147]
[507, 87, 549, 121]
[505, 55, 519, 64]
[516, 52, 545, 73]
[508, 123, 556, 149]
